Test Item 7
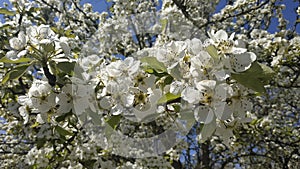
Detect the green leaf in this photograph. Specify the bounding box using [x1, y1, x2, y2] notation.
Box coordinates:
[0, 51, 5, 58]
[141, 57, 167, 73]
[0, 23, 11, 30]
[158, 92, 181, 104]
[163, 75, 174, 86]
[1, 62, 32, 85]
[206, 45, 220, 61]
[172, 104, 181, 112]
[55, 112, 72, 123]
[65, 30, 76, 38]
[36, 138, 47, 149]
[56, 61, 76, 74]
[145, 68, 154, 74]
[105, 115, 121, 129]
[30, 122, 40, 128]
[231, 62, 275, 94]
[0, 56, 32, 63]
[160, 18, 168, 32]
[0, 8, 15, 16]
[55, 126, 73, 137]
[257, 62, 275, 82]
[80, 160, 97, 169]
[232, 73, 266, 94]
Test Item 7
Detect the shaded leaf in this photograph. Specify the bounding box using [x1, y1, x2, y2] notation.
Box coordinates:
[55, 126, 73, 137]
[36, 138, 47, 149]
[57, 61, 76, 74]
[55, 112, 72, 123]
[232, 62, 275, 94]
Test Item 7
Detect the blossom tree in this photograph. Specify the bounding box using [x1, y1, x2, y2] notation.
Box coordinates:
[0, 0, 299, 168]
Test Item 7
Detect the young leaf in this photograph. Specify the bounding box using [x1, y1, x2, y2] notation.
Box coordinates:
[140, 57, 167, 73]
[158, 92, 181, 104]
[0, 8, 15, 16]
[0, 23, 11, 30]
[206, 45, 220, 61]
[160, 18, 168, 32]
[1, 62, 32, 85]
[0, 56, 32, 63]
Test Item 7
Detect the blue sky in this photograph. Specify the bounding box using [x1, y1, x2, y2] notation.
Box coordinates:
[215, 0, 300, 33]
[0, 0, 299, 33]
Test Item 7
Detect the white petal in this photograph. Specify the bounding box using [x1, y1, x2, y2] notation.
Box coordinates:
[18, 31, 27, 45]
[73, 98, 89, 115]
[6, 50, 18, 60]
[18, 95, 30, 105]
[17, 50, 27, 57]
[99, 96, 112, 109]
[214, 103, 232, 120]
[194, 106, 214, 124]
[121, 94, 134, 107]
[128, 61, 140, 75]
[232, 47, 247, 54]
[230, 52, 255, 72]
[198, 119, 216, 142]
[214, 101, 226, 119]
[196, 80, 216, 91]
[170, 81, 184, 95]
[214, 70, 229, 81]
[229, 32, 235, 40]
[36, 114, 45, 124]
[57, 103, 71, 114]
[9, 37, 23, 50]
[215, 30, 228, 41]
[188, 38, 203, 54]
[248, 52, 257, 62]
[59, 40, 70, 55]
[106, 64, 122, 77]
[214, 84, 228, 101]
[181, 87, 200, 104]
[216, 123, 233, 139]
[111, 104, 123, 115]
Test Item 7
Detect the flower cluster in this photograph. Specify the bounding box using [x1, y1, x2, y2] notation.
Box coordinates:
[2, 0, 296, 167]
